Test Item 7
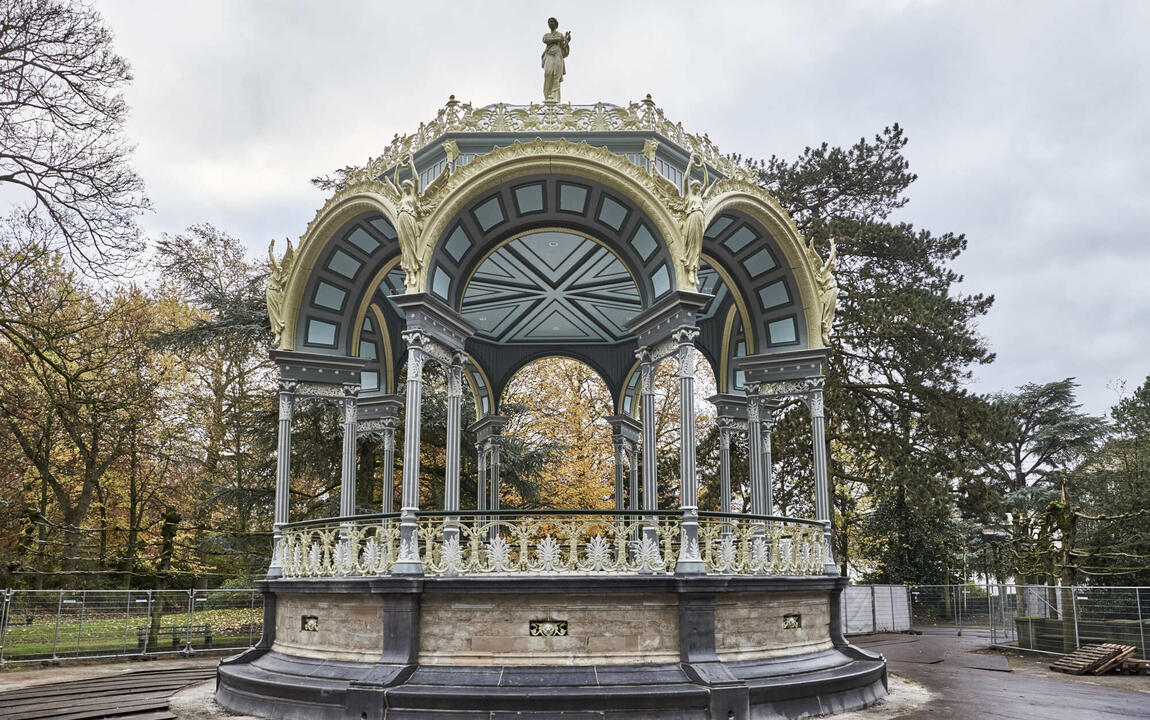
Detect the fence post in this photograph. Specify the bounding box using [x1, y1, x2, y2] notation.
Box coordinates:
[76, 590, 86, 655]
[0, 590, 11, 665]
[184, 589, 195, 655]
[143, 590, 153, 655]
[122, 590, 131, 655]
[987, 579, 996, 646]
[1136, 587, 1146, 661]
[870, 585, 877, 633]
[52, 590, 64, 661]
[1071, 586, 1081, 651]
[955, 585, 963, 636]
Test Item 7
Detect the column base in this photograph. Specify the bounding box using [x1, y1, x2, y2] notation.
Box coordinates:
[675, 559, 707, 575]
[391, 561, 425, 576]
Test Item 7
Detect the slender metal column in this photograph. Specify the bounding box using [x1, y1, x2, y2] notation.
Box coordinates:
[628, 439, 639, 513]
[637, 351, 660, 553]
[762, 412, 775, 517]
[339, 384, 359, 519]
[477, 446, 487, 512]
[639, 353, 657, 514]
[489, 439, 501, 511]
[613, 437, 625, 513]
[268, 380, 295, 578]
[380, 422, 396, 514]
[809, 386, 837, 574]
[746, 393, 765, 515]
[675, 329, 704, 574]
[394, 335, 425, 575]
[444, 357, 463, 543]
[718, 419, 733, 515]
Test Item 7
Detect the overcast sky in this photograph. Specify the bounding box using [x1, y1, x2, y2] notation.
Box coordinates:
[95, 0, 1149, 417]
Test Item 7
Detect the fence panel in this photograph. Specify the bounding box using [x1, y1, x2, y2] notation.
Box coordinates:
[841, 585, 910, 635]
[844, 583, 1148, 660]
[0, 588, 263, 664]
[842, 585, 875, 634]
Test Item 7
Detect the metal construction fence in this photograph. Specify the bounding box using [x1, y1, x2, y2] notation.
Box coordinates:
[3, 583, 1145, 664]
[0, 589, 262, 664]
[844, 583, 1149, 660]
[842, 584, 913, 634]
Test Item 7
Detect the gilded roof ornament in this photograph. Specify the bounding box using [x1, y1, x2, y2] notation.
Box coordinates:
[382, 153, 429, 293]
[267, 238, 295, 345]
[344, 94, 759, 187]
[814, 238, 838, 346]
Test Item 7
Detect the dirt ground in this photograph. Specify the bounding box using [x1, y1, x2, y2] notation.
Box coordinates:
[854, 632, 1150, 719]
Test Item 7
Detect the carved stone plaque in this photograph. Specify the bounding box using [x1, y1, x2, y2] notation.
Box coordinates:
[529, 619, 568, 637]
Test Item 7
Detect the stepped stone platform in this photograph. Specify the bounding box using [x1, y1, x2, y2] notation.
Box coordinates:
[216, 575, 886, 720]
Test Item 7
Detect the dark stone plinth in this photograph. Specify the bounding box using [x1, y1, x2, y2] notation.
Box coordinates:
[216, 575, 886, 720]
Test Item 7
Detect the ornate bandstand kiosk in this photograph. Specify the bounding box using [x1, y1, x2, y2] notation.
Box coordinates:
[217, 24, 886, 720]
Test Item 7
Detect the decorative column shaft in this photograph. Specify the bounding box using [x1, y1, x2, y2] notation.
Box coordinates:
[639, 354, 657, 513]
[628, 439, 639, 513]
[394, 335, 425, 575]
[489, 440, 501, 512]
[674, 329, 704, 574]
[746, 394, 765, 516]
[762, 413, 775, 517]
[444, 358, 463, 513]
[477, 447, 487, 512]
[268, 381, 295, 578]
[718, 421, 733, 515]
[444, 357, 463, 544]
[613, 437, 625, 513]
[339, 385, 359, 520]
[380, 423, 396, 514]
[808, 386, 837, 574]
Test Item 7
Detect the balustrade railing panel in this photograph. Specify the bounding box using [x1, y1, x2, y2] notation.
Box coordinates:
[697, 515, 826, 576]
[279, 511, 826, 578]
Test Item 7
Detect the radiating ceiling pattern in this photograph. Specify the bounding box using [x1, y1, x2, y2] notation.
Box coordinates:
[460, 231, 641, 344]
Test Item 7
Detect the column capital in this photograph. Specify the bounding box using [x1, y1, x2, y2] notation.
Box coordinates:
[402, 329, 456, 368]
[604, 414, 641, 443]
[639, 359, 657, 395]
[672, 326, 700, 346]
[806, 389, 825, 419]
[675, 340, 696, 378]
[446, 360, 463, 397]
[278, 391, 296, 419]
[470, 414, 509, 444]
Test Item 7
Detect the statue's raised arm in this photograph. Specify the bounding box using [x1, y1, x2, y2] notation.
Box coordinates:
[404, 153, 420, 195]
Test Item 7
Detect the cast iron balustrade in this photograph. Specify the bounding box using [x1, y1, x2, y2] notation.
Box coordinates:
[279, 510, 826, 578]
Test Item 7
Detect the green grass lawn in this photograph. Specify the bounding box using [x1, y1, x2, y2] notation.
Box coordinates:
[1, 606, 262, 659]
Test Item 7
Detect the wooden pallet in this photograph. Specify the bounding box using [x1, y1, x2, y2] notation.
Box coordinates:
[1049, 643, 1136, 675]
[1116, 658, 1150, 675]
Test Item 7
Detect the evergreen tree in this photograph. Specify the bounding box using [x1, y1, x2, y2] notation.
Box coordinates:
[750, 126, 996, 582]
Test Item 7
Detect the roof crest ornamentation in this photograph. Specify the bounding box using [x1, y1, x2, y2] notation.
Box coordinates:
[343, 95, 758, 187]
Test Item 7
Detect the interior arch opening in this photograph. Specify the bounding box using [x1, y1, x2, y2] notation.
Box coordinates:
[500, 356, 616, 510]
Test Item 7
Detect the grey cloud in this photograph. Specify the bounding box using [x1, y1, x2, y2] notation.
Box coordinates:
[95, 0, 1150, 415]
